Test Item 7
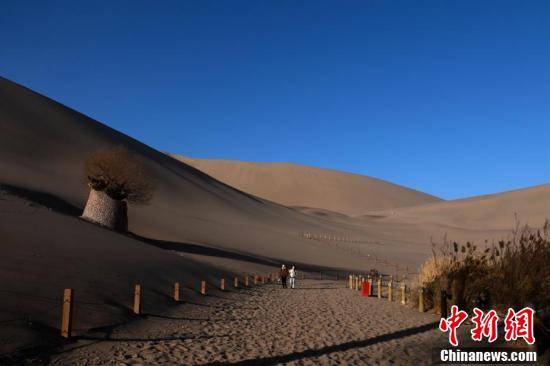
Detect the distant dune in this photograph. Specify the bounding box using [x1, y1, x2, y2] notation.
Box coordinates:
[369, 184, 550, 231]
[171, 156, 442, 216]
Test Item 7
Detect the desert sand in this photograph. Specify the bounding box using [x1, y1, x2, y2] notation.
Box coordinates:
[46, 280, 443, 366]
[0, 76, 548, 361]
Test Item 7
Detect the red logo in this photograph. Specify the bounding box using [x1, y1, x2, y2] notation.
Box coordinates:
[504, 307, 535, 345]
[471, 308, 499, 343]
[438, 306, 536, 346]
[439, 305, 469, 346]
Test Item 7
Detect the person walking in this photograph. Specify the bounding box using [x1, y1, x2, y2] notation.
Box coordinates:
[280, 265, 289, 288]
[289, 266, 296, 289]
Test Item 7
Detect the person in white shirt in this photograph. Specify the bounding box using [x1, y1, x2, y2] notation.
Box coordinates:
[288, 266, 296, 289]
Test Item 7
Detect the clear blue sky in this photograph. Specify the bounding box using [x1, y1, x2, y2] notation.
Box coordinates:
[1, 1, 549, 199]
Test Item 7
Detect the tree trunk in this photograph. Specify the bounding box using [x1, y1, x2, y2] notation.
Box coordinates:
[81, 189, 128, 231]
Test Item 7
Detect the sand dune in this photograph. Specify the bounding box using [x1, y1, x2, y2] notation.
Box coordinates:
[0, 76, 375, 355]
[1, 74, 548, 288]
[368, 184, 550, 231]
[1, 76, 548, 358]
[173, 156, 442, 216]
[0, 76, 369, 269]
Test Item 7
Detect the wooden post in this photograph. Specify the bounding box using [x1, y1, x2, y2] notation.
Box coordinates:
[377, 277, 382, 298]
[174, 282, 180, 301]
[244, 275, 249, 287]
[220, 278, 225, 291]
[254, 275, 258, 285]
[349, 275, 353, 289]
[440, 290, 448, 318]
[200, 281, 206, 295]
[234, 277, 239, 288]
[368, 277, 373, 296]
[60, 288, 74, 338]
[388, 278, 393, 301]
[401, 283, 406, 305]
[133, 284, 141, 315]
[419, 288, 425, 312]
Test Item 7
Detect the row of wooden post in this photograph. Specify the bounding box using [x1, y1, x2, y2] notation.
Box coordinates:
[302, 232, 363, 242]
[60, 273, 272, 339]
[348, 274, 408, 305]
[349, 274, 437, 314]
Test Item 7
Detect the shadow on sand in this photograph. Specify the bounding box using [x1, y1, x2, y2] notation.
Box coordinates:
[203, 321, 440, 366]
[1, 183, 351, 278]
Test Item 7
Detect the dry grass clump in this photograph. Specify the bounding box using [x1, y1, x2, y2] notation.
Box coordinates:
[492, 221, 550, 311]
[416, 254, 452, 287]
[85, 146, 154, 204]
[414, 220, 550, 314]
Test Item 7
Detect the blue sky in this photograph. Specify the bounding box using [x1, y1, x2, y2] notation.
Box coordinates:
[1, 1, 549, 199]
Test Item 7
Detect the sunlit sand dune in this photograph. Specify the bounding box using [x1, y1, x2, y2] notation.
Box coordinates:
[173, 155, 442, 216]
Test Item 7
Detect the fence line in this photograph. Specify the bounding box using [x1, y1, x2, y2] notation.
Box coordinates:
[347, 273, 455, 317]
[299, 233, 419, 277]
[348, 273, 411, 304]
[5, 270, 413, 340]
[15, 270, 345, 339]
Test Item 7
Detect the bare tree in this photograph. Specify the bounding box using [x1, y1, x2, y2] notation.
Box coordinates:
[85, 146, 153, 204]
[81, 146, 154, 231]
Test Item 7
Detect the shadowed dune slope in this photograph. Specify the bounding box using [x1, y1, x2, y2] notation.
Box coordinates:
[0, 76, 374, 270]
[172, 156, 442, 216]
[0, 76, 379, 355]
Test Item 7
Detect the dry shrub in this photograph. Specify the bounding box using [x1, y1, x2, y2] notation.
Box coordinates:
[85, 146, 154, 204]
[417, 255, 452, 287]
[413, 220, 550, 314]
[491, 221, 550, 311]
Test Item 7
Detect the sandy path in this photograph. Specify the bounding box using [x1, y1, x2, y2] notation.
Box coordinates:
[49, 280, 443, 365]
